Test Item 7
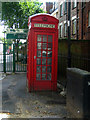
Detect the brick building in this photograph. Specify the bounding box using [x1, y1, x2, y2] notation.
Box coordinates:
[51, 8, 58, 18]
[78, 2, 90, 40]
[41, 2, 58, 14]
[58, 0, 90, 40]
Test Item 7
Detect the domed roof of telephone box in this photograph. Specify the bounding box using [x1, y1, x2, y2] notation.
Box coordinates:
[28, 13, 59, 24]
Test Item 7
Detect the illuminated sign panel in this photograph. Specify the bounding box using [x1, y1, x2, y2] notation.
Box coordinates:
[34, 24, 55, 28]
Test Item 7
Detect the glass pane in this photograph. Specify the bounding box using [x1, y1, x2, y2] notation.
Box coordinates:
[48, 35, 52, 42]
[47, 74, 51, 80]
[42, 58, 46, 65]
[37, 35, 41, 42]
[47, 51, 52, 57]
[47, 59, 52, 65]
[37, 51, 41, 57]
[43, 35, 47, 42]
[42, 74, 46, 80]
[36, 74, 41, 80]
[42, 50, 47, 57]
[48, 43, 52, 50]
[47, 66, 51, 73]
[37, 66, 41, 73]
[89, 11, 90, 26]
[42, 66, 46, 73]
[37, 58, 41, 65]
[37, 43, 41, 49]
[42, 43, 47, 50]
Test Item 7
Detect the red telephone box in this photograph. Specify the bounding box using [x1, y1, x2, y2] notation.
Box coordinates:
[27, 13, 59, 92]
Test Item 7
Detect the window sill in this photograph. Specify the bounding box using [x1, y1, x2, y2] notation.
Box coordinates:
[72, 33, 76, 35]
[72, 6, 77, 10]
[64, 12, 67, 15]
[60, 15, 63, 18]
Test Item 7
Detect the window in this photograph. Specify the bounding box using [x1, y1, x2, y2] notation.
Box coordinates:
[72, 19, 76, 35]
[64, 23, 67, 37]
[56, 12, 58, 18]
[88, 11, 90, 26]
[72, 0, 77, 9]
[60, 24, 63, 38]
[82, 2, 86, 7]
[64, 1, 67, 14]
[60, 4, 63, 17]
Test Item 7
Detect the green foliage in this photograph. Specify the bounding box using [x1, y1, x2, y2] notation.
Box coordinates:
[2, 2, 22, 28]
[1, 37, 12, 44]
[1, 37, 12, 51]
[2, 0, 44, 29]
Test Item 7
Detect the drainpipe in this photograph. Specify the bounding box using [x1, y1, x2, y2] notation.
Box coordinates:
[76, 2, 79, 40]
[81, 2, 83, 39]
[67, 0, 71, 67]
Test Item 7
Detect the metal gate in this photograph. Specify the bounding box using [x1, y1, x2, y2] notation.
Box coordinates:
[0, 42, 27, 73]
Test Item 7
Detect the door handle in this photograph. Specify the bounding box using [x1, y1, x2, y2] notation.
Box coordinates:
[34, 56, 36, 59]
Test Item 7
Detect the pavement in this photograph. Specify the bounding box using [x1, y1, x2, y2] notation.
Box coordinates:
[0, 73, 68, 119]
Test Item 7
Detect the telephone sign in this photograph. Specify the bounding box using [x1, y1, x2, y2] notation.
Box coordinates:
[34, 23, 55, 28]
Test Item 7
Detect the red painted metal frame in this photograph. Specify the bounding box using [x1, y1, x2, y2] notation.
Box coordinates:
[27, 14, 59, 92]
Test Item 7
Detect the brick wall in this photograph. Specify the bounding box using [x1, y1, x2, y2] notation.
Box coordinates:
[58, 1, 90, 40]
[58, 40, 90, 79]
[78, 2, 82, 40]
[86, 2, 90, 40]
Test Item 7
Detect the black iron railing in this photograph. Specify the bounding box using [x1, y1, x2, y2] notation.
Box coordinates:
[57, 54, 90, 84]
[0, 42, 27, 73]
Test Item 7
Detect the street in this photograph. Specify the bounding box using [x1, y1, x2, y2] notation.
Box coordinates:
[1, 73, 67, 118]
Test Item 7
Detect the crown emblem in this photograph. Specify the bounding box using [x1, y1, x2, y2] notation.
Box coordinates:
[42, 17, 48, 21]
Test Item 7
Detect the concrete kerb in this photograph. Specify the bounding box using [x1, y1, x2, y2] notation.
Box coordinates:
[0, 72, 26, 80]
[0, 72, 6, 81]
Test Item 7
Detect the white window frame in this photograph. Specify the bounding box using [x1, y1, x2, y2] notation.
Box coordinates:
[64, 23, 67, 37]
[72, 19, 76, 35]
[64, 0, 67, 14]
[60, 4, 63, 17]
[72, 0, 77, 8]
[59, 23, 63, 38]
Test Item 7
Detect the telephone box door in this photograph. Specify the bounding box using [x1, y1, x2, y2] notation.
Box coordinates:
[34, 32, 55, 90]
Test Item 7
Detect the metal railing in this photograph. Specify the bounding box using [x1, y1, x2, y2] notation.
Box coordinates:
[57, 53, 90, 84]
[0, 42, 27, 73]
[0, 40, 90, 78]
